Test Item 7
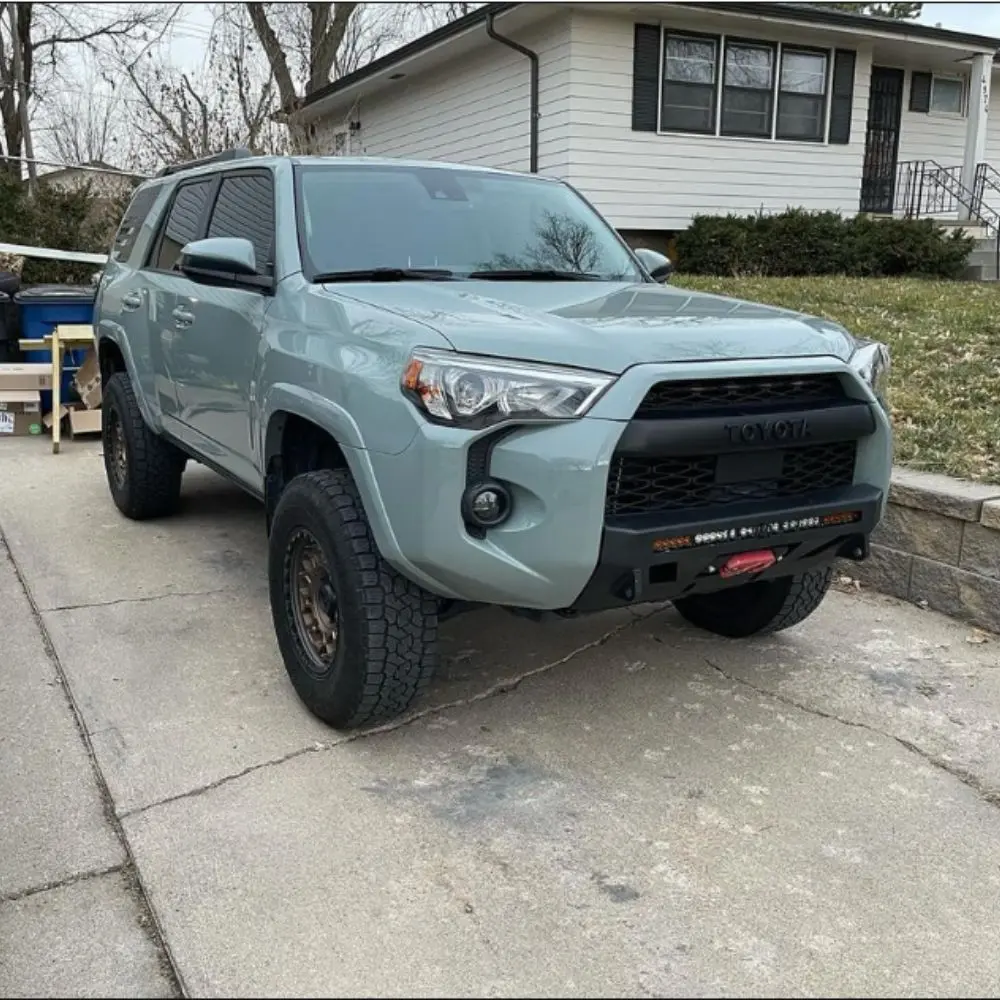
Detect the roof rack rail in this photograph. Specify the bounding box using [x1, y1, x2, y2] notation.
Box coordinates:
[155, 147, 255, 178]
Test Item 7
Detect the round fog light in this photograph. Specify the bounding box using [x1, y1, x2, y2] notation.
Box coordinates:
[462, 481, 512, 528]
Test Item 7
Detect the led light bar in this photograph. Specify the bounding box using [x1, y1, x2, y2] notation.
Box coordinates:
[652, 510, 861, 554]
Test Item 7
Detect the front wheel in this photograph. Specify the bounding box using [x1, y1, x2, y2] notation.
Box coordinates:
[268, 468, 439, 729]
[672, 566, 834, 638]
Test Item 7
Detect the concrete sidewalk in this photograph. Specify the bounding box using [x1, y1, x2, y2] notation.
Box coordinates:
[2, 436, 999, 998]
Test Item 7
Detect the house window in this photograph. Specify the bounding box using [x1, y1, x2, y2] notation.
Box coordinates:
[776, 48, 829, 141]
[930, 76, 964, 114]
[660, 32, 718, 134]
[656, 28, 837, 143]
[721, 40, 776, 137]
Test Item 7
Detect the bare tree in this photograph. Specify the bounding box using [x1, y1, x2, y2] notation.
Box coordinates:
[36, 61, 131, 167]
[489, 212, 604, 274]
[115, 3, 287, 171]
[412, 3, 482, 29]
[0, 3, 179, 182]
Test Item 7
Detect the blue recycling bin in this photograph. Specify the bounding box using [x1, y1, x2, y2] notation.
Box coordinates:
[14, 284, 96, 410]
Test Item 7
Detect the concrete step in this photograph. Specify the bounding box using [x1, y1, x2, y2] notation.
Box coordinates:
[962, 263, 999, 281]
[938, 221, 991, 240]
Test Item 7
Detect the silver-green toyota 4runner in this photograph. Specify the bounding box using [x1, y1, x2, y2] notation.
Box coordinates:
[94, 150, 892, 730]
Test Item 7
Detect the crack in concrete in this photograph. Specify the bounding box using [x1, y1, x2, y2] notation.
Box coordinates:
[704, 657, 1000, 809]
[120, 608, 663, 822]
[44, 588, 232, 614]
[1, 864, 125, 905]
[1, 538, 187, 998]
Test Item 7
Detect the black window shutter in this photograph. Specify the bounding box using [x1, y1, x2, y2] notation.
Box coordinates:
[909, 71, 932, 113]
[828, 49, 856, 144]
[632, 24, 661, 132]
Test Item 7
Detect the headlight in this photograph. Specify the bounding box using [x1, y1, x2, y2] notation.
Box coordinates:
[849, 340, 891, 405]
[401, 348, 614, 428]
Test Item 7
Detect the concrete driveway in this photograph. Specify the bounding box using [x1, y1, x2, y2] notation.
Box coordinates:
[2, 436, 999, 999]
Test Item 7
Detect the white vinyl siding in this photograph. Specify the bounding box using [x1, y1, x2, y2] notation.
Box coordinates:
[896, 65, 1000, 219]
[312, 14, 572, 175]
[896, 65, 969, 167]
[561, 10, 873, 231]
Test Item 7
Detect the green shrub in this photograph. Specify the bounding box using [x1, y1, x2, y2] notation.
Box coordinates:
[0, 174, 134, 285]
[675, 209, 975, 280]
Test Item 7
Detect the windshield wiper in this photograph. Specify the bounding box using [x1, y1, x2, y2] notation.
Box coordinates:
[312, 267, 458, 283]
[468, 268, 608, 281]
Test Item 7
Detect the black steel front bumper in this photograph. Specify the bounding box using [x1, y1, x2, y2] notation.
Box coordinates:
[569, 484, 882, 613]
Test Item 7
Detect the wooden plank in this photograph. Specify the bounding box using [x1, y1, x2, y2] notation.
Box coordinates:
[0, 241, 107, 266]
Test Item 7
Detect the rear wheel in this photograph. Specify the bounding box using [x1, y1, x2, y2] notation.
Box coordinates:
[268, 468, 439, 729]
[673, 566, 834, 638]
[102, 371, 186, 520]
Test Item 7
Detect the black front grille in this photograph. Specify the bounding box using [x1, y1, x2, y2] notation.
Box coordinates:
[605, 441, 857, 518]
[636, 374, 846, 417]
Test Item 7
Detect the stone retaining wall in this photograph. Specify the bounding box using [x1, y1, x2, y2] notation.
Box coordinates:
[843, 469, 1000, 633]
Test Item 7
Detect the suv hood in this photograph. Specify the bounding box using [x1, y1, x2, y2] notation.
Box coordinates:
[332, 280, 857, 374]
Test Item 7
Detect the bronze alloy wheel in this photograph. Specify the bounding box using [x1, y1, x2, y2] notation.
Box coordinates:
[287, 528, 339, 675]
[108, 407, 128, 490]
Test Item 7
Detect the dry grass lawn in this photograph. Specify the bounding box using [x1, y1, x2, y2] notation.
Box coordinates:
[674, 276, 1000, 485]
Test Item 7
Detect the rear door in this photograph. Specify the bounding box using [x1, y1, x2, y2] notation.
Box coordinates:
[141, 176, 218, 429]
[94, 183, 167, 409]
[169, 169, 276, 483]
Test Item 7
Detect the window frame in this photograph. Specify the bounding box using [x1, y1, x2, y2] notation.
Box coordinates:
[774, 43, 831, 143]
[719, 35, 778, 139]
[144, 175, 220, 274]
[928, 74, 966, 117]
[144, 169, 278, 292]
[658, 29, 721, 136]
[656, 26, 835, 144]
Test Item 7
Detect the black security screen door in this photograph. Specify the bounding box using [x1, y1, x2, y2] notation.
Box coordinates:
[860, 67, 904, 213]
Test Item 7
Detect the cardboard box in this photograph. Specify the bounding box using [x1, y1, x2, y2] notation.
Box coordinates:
[43, 404, 73, 430]
[0, 363, 53, 392]
[69, 407, 101, 437]
[72, 348, 102, 409]
[0, 389, 43, 437]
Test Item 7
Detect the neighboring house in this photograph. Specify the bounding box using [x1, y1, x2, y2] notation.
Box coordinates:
[38, 161, 139, 200]
[288, 1, 1000, 251]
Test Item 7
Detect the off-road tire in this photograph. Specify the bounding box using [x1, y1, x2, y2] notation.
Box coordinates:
[102, 371, 186, 520]
[673, 566, 834, 638]
[268, 468, 439, 729]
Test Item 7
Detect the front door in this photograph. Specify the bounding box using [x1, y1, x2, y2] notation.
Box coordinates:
[861, 67, 905, 214]
[171, 170, 276, 484]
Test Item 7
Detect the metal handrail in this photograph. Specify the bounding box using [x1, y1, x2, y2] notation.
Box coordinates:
[895, 159, 1000, 238]
[973, 162, 1000, 217]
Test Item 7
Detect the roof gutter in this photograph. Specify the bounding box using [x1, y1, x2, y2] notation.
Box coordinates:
[486, 11, 539, 173]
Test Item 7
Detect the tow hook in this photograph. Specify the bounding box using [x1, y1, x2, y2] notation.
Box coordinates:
[718, 549, 778, 579]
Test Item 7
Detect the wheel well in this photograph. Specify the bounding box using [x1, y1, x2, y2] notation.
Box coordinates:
[98, 338, 127, 383]
[264, 412, 348, 527]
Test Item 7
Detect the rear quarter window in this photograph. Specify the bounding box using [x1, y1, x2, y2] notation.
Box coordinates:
[110, 185, 162, 264]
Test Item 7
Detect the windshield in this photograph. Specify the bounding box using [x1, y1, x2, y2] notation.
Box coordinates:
[294, 163, 644, 282]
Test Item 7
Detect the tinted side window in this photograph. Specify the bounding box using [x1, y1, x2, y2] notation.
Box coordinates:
[154, 179, 214, 271]
[111, 185, 161, 264]
[207, 173, 275, 274]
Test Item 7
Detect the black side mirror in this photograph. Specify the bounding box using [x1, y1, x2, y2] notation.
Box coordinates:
[633, 247, 674, 283]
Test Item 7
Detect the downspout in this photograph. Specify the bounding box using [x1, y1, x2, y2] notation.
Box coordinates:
[486, 12, 539, 173]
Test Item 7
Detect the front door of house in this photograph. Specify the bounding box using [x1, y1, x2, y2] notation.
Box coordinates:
[861, 67, 905, 213]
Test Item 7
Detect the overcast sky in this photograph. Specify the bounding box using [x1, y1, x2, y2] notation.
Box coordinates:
[161, 3, 1000, 72]
[918, 1, 1000, 34]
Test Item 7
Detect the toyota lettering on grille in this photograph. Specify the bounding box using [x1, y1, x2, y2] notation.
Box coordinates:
[723, 418, 812, 446]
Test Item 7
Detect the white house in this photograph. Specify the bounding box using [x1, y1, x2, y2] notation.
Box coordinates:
[288, 1, 1000, 250]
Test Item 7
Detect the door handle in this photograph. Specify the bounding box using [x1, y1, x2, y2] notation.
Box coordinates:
[122, 291, 143, 311]
[172, 306, 195, 328]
